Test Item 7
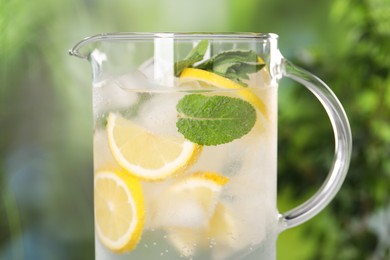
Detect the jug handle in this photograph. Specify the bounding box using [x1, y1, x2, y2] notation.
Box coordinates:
[278, 58, 352, 231]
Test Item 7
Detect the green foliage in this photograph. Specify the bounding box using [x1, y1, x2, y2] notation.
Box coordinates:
[174, 40, 209, 76]
[0, 0, 95, 259]
[196, 50, 264, 86]
[276, 0, 390, 258]
[328, 0, 390, 257]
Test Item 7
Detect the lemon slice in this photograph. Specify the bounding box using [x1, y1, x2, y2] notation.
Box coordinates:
[163, 172, 229, 256]
[171, 171, 229, 191]
[150, 171, 229, 229]
[106, 113, 202, 181]
[169, 171, 229, 215]
[167, 203, 237, 257]
[94, 169, 145, 253]
[208, 204, 238, 260]
[167, 227, 201, 257]
[206, 203, 236, 246]
[180, 68, 268, 120]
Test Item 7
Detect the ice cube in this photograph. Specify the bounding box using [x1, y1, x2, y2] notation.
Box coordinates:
[225, 191, 275, 253]
[149, 190, 210, 229]
[136, 93, 181, 136]
[187, 145, 227, 174]
[93, 72, 140, 117]
[142, 181, 173, 230]
[114, 70, 167, 91]
[220, 150, 277, 253]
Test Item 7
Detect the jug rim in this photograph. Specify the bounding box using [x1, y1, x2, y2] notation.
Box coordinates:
[69, 32, 279, 59]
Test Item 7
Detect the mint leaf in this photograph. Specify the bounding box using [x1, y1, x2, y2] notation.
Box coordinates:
[223, 61, 265, 86]
[174, 40, 209, 76]
[176, 94, 256, 145]
[174, 43, 265, 86]
[196, 50, 265, 86]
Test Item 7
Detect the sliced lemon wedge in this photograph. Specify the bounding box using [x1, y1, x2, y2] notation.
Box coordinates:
[206, 203, 237, 246]
[180, 68, 268, 120]
[150, 171, 229, 229]
[169, 171, 229, 216]
[167, 203, 237, 257]
[94, 169, 145, 253]
[106, 113, 202, 181]
[167, 227, 201, 257]
[171, 171, 229, 190]
[161, 172, 231, 256]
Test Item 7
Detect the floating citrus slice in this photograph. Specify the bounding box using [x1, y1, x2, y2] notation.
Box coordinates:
[162, 172, 231, 256]
[207, 203, 237, 246]
[167, 203, 237, 257]
[94, 169, 145, 253]
[106, 113, 202, 181]
[167, 227, 201, 257]
[169, 171, 229, 215]
[151, 171, 229, 229]
[172, 171, 229, 190]
[180, 68, 268, 120]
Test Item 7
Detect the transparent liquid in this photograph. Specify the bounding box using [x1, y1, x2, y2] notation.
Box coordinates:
[93, 79, 278, 260]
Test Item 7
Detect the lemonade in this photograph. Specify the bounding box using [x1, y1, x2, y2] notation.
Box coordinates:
[92, 41, 279, 259]
[70, 32, 352, 260]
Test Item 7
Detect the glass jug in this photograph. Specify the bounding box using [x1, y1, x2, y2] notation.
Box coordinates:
[69, 33, 352, 260]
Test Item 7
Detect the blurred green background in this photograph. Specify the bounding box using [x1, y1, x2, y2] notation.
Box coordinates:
[1, 0, 389, 259]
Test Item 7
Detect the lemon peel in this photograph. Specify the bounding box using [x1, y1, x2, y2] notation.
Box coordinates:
[106, 113, 202, 181]
[94, 169, 145, 253]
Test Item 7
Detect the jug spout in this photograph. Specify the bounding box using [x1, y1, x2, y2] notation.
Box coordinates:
[68, 46, 85, 59]
[69, 34, 102, 59]
[69, 33, 135, 59]
[69, 41, 89, 59]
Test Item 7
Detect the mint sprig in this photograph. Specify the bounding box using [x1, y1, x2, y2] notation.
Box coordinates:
[175, 43, 264, 145]
[195, 50, 265, 86]
[174, 40, 209, 76]
[176, 94, 256, 146]
[175, 41, 265, 86]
